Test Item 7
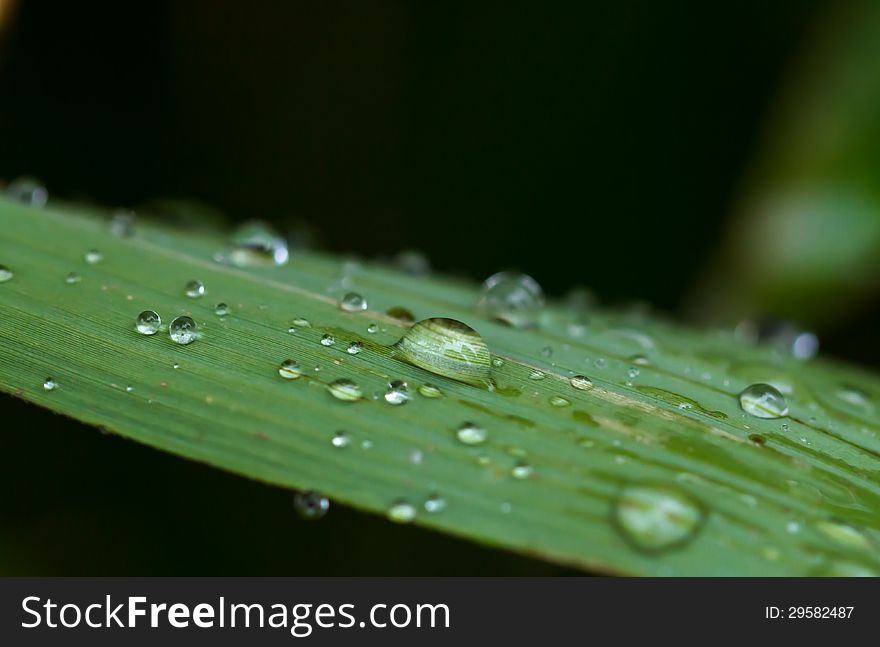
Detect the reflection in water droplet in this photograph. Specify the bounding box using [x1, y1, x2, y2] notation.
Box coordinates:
[214, 303, 230, 316]
[613, 484, 704, 552]
[168, 316, 198, 344]
[346, 341, 362, 355]
[84, 249, 102, 264]
[0, 265, 12, 283]
[529, 370, 545, 381]
[43, 377, 57, 391]
[184, 279, 205, 298]
[278, 360, 303, 380]
[328, 379, 362, 401]
[478, 271, 544, 328]
[739, 383, 789, 419]
[215, 221, 289, 267]
[456, 422, 487, 445]
[418, 383, 443, 398]
[339, 292, 368, 313]
[627, 367, 640, 379]
[570, 375, 593, 391]
[424, 494, 447, 513]
[136, 310, 161, 335]
[320, 334, 336, 347]
[294, 490, 330, 519]
[387, 500, 416, 523]
[394, 318, 491, 387]
[384, 380, 409, 405]
[331, 431, 351, 448]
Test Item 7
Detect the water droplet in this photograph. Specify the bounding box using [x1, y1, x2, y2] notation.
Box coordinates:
[346, 341, 362, 355]
[739, 383, 789, 419]
[278, 360, 303, 380]
[594, 358, 607, 369]
[65, 272, 81, 284]
[290, 318, 310, 328]
[184, 279, 205, 298]
[511, 462, 533, 479]
[387, 306, 415, 322]
[394, 318, 491, 387]
[339, 292, 368, 313]
[478, 271, 544, 328]
[630, 354, 651, 366]
[736, 318, 819, 360]
[570, 375, 593, 390]
[172, 363, 180, 369]
[529, 370, 546, 381]
[395, 249, 430, 275]
[109, 209, 135, 237]
[627, 367, 640, 379]
[125, 385, 134, 393]
[84, 249, 102, 264]
[384, 380, 410, 405]
[455, 421, 487, 445]
[424, 494, 447, 513]
[294, 490, 329, 519]
[6, 177, 48, 206]
[418, 383, 443, 398]
[168, 315, 198, 345]
[613, 484, 704, 552]
[328, 378, 362, 401]
[43, 377, 56, 391]
[541, 346, 553, 358]
[216, 221, 289, 267]
[367, 323, 379, 334]
[214, 303, 230, 317]
[320, 334, 335, 347]
[492, 357, 504, 367]
[549, 395, 570, 407]
[136, 310, 161, 335]
[331, 431, 351, 448]
[0, 265, 13, 283]
[387, 499, 416, 523]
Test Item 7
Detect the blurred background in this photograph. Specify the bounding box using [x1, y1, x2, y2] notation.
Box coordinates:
[0, 0, 878, 574]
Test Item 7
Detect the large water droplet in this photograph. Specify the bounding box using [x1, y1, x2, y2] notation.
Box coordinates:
[216, 221, 289, 267]
[294, 490, 329, 520]
[43, 377, 57, 391]
[478, 271, 544, 328]
[6, 177, 48, 206]
[184, 279, 205, 298]
[328, 379, 362, 401]
[613, 484, 704, 552]
[456, 421, 487, 445]
[339, 292, 368, 313]
[570, 375, 593, 391]
[739, 383, 789, 419]
[387, 499, 416, 523]
[384, 380, 409, 405]
[136, 310, 161, 335]
[84, 249, 102, 264]
[394, 318, 491, 387]
[0, 265, 13, 283]
[168, 316, 198, 344]
[278, 360, 303, 380]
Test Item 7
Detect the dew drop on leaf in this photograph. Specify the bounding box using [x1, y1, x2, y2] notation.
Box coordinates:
[339, 292, 368, 313]
[478, 271, 544, 328]
[215, 221, 289, 267]
[43, 377, 57, 391]
[394, 318, 491, 387]
[455, 421, 487, 446]
[0, 265, 13, 283]
[346, 341, 362, 355]
[214, 303, 230, 317]
[418, 383, 443, 398]
[65, 272, 81, 285]
[328, 379, 362, 401]
[549, 395, 570, 408]
[109, 209, 135, 237]
[511, 462, 534, 480]
[84, 249, 102, 264]
[278, 360, 302, 380]
[384, 380, 409, 405]
[6, 176, 48, 206]
[613, 484, 704, 552]
[168, 316, 198, 344]
[320, 334, 336, 347]
[424, 494, 447, 513]
[331, 431, 351, 448]
[739, 383, 789, 419]
[294, 490, 330, 520]
[570, 375, 593, 391]
[136, 310, 161, 335]
[387, 499, 416, 523]
[184, 279, 205, 298]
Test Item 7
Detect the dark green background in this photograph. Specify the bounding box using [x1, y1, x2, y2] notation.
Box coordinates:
[0, 1, 845, 574]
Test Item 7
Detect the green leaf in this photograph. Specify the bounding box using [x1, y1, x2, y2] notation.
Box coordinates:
[1, 198, 879, 575]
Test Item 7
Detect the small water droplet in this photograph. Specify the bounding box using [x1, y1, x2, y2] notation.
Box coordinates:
[367, 323, 379, 334]
[214, 303, 230, 316]
[320, 334, 336, 347]
[339, 292, 368, 313]
[511, 462, 533, 479]
[613, 484, 704, 552]
[6, 177, 48, 206]
[184, 279, 205, 298]
[0, 265, 14, 283]
[739, 383, 789, 419]
[456, 421, 488, 445]
[136, 310, 161, 335]
[424, 494, 446, 513]
[278, 360, 303, 380]
[216, 221, 289, 267]
[541, 346, 553, 358]
[529, 370, 546, 381]
[594, 358, 607, 369]
[328, 378, 362, 401]
[387, 499, 416, 523]
[43, 377, 56, 391]
[294, 490, 329, 519]
[549, 395, 570, 407]
[168, 316, 198, 344]
[292, 318, 311, 328]
[478, 271, 544, 328]
[125, 385, 134, 393]
[346, 341, 362, 355]
[109, 209, 135, 237]
[84, 249, 102, 264]
[570, 375, 593, 390]
[627, 367, 640, 379]
[384, 380, 410, 405]
[394, 318, 491, 387]
[418, 383, 443, 398]
[630, 354, 651, 366]
[492, 357, 505, 367]
[331, 431, 351, 448]
[172, 363, 180, 369]
[65, 272, 81, 284]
